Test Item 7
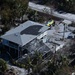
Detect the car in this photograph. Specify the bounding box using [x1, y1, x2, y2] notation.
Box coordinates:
[47, 20, 55, 27]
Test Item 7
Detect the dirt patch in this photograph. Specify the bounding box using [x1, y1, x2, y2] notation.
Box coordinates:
[38, 12, 63, 21]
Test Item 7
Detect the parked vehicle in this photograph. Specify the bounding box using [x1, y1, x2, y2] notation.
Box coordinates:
[46, 20, 55, 27]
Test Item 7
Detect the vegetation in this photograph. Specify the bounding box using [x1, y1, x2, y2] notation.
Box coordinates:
[43, 0, 75, 14]
[0, 0, 28, 25]
[26, 9, 45, 23]
[0, 58, 7, 74]
[13, 50, 74, 75]
[0, 0, 75, 75]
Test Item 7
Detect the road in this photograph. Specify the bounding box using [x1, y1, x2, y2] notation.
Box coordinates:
[29, 2, 75, 22]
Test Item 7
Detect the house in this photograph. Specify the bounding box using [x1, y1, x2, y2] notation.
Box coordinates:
[1, 21, 49, 58]
[38, 21, 75, 53]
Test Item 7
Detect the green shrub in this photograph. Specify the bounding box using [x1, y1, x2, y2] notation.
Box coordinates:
[0, 59, 7, 73]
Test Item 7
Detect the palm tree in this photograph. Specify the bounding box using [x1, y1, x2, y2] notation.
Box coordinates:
[25, 55, 33, 74]
[28, 51, 43, 75]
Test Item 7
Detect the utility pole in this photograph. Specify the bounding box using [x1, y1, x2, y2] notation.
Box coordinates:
[63, 23, 66, 40]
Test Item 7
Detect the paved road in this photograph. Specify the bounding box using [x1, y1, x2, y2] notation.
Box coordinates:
[29, 2, 75, 22]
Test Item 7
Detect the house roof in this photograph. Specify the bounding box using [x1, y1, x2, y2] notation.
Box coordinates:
[1, 21, 49, 46]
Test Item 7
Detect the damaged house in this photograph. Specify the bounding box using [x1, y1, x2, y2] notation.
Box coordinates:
[1, 21, 49, 58]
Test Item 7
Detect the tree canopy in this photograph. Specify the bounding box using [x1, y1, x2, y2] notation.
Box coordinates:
[45, 0, 75, 13]
[0, 0, 29, 25]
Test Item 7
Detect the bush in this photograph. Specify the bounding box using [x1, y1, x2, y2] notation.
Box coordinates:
[12, 60, 26, 68]
[0, 59, 7, 73]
